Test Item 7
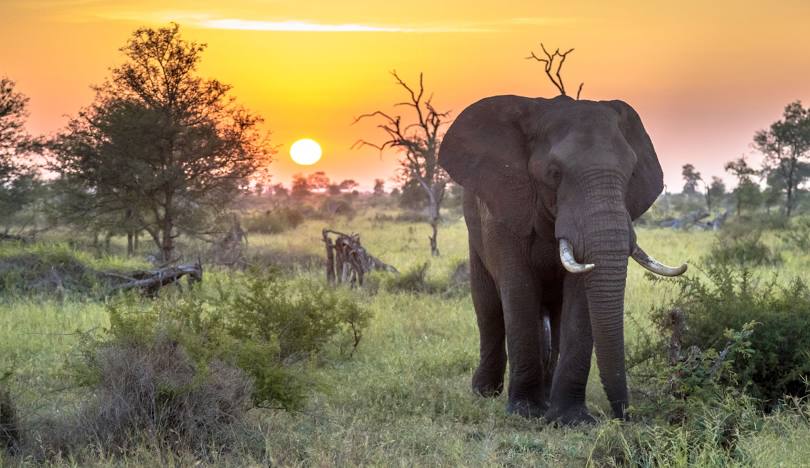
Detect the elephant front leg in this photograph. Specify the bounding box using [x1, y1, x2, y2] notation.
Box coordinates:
[469, 247, 506, 397]
[546, 274, 596, 425]
[501, 278, 547, 418]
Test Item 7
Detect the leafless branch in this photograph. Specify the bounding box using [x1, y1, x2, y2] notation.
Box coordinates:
[352, 71, 451, 255]
[526, 43, 576, 97]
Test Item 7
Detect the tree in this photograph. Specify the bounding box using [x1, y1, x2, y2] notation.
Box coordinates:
[681, 163, 703, 195]
[373, 178, 385, 196]
[338, 179, 358, 193]
[753, 101, 810, 218]
[0, 77, 39, 224]
[291, 174, 310, 198]
[306, 171, 330, 191]
[725, 157, 761, 217]
[354, 72, 449, 256]
[50, 24, 271, 260]
[706, 176, 726, 211]
[271, 183, 288, 198]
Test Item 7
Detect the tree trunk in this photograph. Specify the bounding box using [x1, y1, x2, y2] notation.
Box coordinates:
[161, 223, 174, 262]
[127, 232, 134, 257]
[429, 216, 439, 257]
[161, 194, 175, 262]
[425, 186, 441, 257]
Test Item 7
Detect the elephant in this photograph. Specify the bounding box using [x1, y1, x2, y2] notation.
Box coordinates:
[438, 94, 687, 424]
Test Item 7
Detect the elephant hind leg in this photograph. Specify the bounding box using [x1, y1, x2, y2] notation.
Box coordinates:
[469, 246, 506, 397]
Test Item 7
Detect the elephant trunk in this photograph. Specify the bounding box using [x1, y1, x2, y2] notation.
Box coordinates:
[581, 172, 631, 419]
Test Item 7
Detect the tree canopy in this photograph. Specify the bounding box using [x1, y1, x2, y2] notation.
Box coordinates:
[754, 100, 810, 217]
[49, 23, 272, 259]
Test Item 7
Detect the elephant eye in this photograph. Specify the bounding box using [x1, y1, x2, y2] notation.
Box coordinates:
[546, 166, 562, 187]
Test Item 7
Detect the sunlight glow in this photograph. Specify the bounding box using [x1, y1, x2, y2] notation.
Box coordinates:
[290, 138, 322, 166]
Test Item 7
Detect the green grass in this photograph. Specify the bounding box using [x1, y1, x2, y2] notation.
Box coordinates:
[2, 212, 810, 466]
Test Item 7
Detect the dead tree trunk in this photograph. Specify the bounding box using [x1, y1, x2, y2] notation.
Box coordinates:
[323, 229, 336, 285]
[322, 229, 398, 288]
[109, 261, 203, 297]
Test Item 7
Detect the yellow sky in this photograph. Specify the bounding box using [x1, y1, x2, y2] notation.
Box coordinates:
[2, 0, 810, 190]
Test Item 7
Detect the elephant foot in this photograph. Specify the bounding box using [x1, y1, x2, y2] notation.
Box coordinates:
[506, 399, 548, 418]
[544, 404, 596, 426]
[472, 369, 503, 397]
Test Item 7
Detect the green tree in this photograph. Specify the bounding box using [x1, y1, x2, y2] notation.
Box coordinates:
[753, 101, 810, 218]
[681, 163, 703, 195]
[725, 157, 761, 217]
[706, 176, 726, 212]
[0, 77, 39, 226]
[50, 24, 271, 260]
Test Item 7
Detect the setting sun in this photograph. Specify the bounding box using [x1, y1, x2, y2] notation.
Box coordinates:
[289, 138, 322, 165]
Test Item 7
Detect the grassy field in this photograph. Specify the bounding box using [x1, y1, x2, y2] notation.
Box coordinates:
[1, 209, 810, 466]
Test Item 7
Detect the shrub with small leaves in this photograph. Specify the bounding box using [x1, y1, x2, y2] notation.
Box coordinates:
[631, 264, 810, 412]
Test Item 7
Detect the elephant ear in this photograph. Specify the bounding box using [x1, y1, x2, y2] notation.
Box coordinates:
[603, 100, 664, 220]
[439, 95, 545, 237]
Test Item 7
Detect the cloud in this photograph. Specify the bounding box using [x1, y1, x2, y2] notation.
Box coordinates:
[63, 8, 584, 33]
[91, 10, 494, 33]
[197, 18, 491, 33]
[508, 17, 588, 25]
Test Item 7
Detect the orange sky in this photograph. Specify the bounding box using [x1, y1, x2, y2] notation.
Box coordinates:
[2, 0, 810, 191]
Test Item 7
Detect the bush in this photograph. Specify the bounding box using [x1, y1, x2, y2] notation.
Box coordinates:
[226, 272, 372, 362]
[0, 250, 100, 297]
[632, 265, 810, 411]
[706, 228, 781, 266]
[44, 271, 372, 459]
[778, 217, 810, 251]
[93, 271, 371, 409]
[320, 198, 355, 219]
[243, 207, 305, 234]
[46, 335, 255, 458]
[589, 392, 762, 466]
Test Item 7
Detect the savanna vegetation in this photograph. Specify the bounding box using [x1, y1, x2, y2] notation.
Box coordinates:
[2, 22, 810, 468]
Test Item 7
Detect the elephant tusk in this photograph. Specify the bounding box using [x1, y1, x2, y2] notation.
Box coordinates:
[631, 245, 688, 277]
[558, 238, 595, 274]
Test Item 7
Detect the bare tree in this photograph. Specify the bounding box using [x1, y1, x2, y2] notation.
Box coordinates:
[527, 43, 584, 99]
[354, 71, 450, 256]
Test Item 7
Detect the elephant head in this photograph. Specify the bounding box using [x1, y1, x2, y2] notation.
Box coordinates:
[438, 95, 686, 419]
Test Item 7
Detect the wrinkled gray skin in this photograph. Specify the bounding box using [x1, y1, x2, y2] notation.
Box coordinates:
[438, 95, 664, 424]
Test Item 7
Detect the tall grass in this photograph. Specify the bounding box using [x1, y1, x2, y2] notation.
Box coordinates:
[1, 212, 809, 465]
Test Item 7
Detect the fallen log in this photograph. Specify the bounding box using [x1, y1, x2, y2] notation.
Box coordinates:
[110, 261, 203, 296]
